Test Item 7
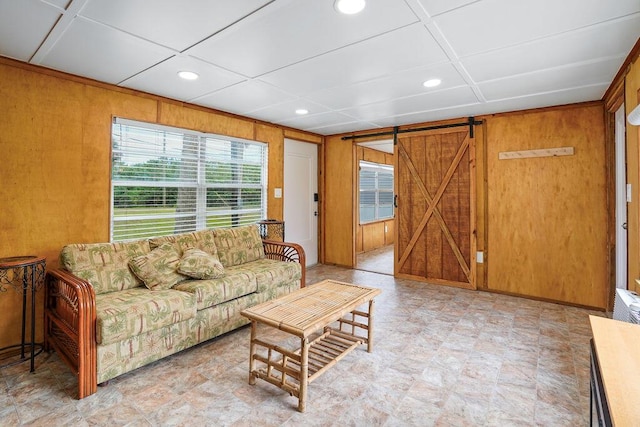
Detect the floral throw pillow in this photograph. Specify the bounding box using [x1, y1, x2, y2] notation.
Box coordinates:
[177, 248, 225, 280]
[128, 243, 187, 290]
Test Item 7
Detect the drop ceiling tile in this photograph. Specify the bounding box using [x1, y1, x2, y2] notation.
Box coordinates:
[246, 98, 332, 123]
[308, 121, 382, 136]
[472, 84, 610, 118]
[80, 0, 271, 52]
[39, 17, 174, 84]
[416, 0, 477, 17]
[0, 0, 61, 61]
[120, 55, 245, 102]
[305, 63, 466, 110]
[463, 14, 640, 83]
[277, 111, 361, 131]
[186, 0, 419, 77]
[259, 23, 448, 95]
[478, 58, 621, 101]
[192, 80, 297, 115]
[434, 0, 640, 57]
[370, 103, 484, 128]
[42, 0, 71, 9]
[340, 86, 478, 122]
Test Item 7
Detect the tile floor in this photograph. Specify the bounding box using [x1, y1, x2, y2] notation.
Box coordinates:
[0, 263, 605, 426]
[356, 245, 393, 276]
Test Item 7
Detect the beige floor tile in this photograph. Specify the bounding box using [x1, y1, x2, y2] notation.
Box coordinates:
[0, 263, 599, 426]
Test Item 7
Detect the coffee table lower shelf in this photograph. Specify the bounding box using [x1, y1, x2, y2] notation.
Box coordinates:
[250, 327, 363, 400]
[242, 279, 381, 412]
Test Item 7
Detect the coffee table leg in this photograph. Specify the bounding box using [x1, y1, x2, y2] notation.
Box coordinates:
[367, 299, 375, 353]
[298, 337, 309, 412]
[249, 321, 257, 385]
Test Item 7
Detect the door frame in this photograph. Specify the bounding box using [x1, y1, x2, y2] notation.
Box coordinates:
[284, 138, 319, 266]
[615, 103, 628, 289]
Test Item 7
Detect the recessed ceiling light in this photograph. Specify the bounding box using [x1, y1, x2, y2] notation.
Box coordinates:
[423, 78, 441, 88]
[334, 0, 366, 15]
[178, 71, 199, 80]
[295, 109, 309, 115]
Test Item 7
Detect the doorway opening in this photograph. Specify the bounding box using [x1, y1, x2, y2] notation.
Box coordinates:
[355, 139, 394, 275]
[615, 103, 627, 289]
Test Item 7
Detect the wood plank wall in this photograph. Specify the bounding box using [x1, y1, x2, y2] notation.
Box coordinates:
[485, 104, 608, 309]
[625, 56, 640, 294]
[323, 135, 355, 266]
[326, 106, 609, 308]
[0, 59, 320, 348]
[355, 146, 394, 254]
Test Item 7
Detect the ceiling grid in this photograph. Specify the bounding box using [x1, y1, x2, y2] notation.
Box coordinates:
[0, 0, 637, 136]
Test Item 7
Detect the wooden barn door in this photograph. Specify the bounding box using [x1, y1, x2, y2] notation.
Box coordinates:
[395, 128, 476, 289]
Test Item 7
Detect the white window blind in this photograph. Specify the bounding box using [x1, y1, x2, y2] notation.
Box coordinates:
[359, 161, 394, 223]
[111, 118, 267, 241]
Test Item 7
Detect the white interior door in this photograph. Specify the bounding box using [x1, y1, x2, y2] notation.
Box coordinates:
[284, 139, 318, 266]
[615, 104, 628, 289]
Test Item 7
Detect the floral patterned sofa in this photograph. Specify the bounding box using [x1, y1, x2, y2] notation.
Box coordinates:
[44, 224, 305, 399]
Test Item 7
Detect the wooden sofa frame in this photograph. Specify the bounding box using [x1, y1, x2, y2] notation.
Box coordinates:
[44, 239, 305, 399]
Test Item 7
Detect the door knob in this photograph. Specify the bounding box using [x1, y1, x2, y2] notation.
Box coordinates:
[623, 222, 628, 230]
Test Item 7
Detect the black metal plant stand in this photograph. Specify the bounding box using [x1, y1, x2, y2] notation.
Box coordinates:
[0, 255, 46, 372]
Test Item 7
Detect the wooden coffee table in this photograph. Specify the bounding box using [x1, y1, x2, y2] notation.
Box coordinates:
[240, 279, 381, 412]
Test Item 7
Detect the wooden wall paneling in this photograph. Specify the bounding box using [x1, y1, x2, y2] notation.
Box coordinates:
[0, 65, 158, 347]
[385, 153, 394, 165]
[255, 123, 285, 221]
[284, 128, 323, 144]
[85, 85, 160, 242]
[468, 126, 478, 288]
[158, 102, 254, 140]
[355, 146, 363, 253]
[475, 123, 487, 290]
[363, 147, 386, 164]
[486, 105, 608, 308]
[625, 57, 640, 294]
[324, 136, 355, 266]
[457, 132, 472, 284]
[604, 110, 617, 311]
[362, 222, 386, 252]
[603, 38, 640, 111]
[0, 59, 323, 347]
[318, 140, 326, 264]
[385, 220, 395, 245]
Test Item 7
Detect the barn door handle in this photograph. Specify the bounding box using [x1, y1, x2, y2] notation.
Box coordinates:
[394, 195, 398, 208]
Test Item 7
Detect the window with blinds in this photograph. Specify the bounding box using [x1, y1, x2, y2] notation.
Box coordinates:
[111, 118, 267, 242]
[359, 160, 394, 224]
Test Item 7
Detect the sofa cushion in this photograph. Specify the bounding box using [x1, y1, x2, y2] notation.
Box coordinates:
[60, 241, 150, 294]
[213, 224, 265, 267]
[149, 229, 218, 257]
[95, 287, 196, 345]
[129, 243, 188, 291]
[177, 248, 225, 279]
[238, 258, 302, 292]
[173, 269, 258, 310]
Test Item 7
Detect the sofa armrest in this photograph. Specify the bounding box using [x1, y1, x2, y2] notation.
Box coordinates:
[44, 269, 97, 398]
[262, 240, 306, 287]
